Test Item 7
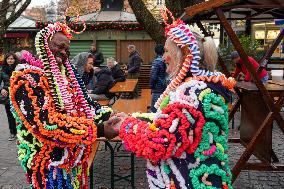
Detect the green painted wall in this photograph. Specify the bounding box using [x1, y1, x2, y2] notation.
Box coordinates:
[71, 30, 152, 41]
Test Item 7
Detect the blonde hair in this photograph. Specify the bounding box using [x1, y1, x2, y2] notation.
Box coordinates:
[166, 39, 183, 79]
[194, 33, 218, 72]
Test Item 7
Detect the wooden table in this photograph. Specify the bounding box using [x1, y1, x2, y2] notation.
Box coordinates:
[230, 81, 284, 180]
[268, 79, 284, 87]
[237, 82, 284, 160]
[109, 79, 138, 93]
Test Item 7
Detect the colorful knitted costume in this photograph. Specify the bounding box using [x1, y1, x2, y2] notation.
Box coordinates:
[9, 22, 111, 189]
[119, 9, 236, 189]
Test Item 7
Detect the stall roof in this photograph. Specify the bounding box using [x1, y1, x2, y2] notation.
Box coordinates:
[182, 0, 284, 23]
[7, 15, 37, 31]
[71, 11, 137, 23]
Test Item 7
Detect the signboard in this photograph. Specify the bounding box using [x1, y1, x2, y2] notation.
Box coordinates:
[267, 30, 280, 40]
[255, 30, 265, 39]
[275, 19, 284, 26]
[3, 33, 29, 38]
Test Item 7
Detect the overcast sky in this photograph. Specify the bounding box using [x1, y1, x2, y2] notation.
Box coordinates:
[29, 0, 53, 8]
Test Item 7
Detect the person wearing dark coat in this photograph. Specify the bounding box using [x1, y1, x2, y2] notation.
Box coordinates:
[106, 57, 126, 82]
[71, 52, 95, 89]
[126, 45, 142, 79]
[91, 67, 115, 100]
[0, 52, 18, 141]
[90, 41, 104, 67]
[150, 44, 167, 113]
[126, 45, 142, 97]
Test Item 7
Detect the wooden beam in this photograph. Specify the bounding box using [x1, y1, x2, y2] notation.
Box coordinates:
[200, 17, 274, 21]
[185, 0, 234, 17]
[245, 9, 276, 20]
[230, 112, 274, 182]
[243, 163, 284, 171]
[222, 5, 284, 9]
[271, 10, 284, 17]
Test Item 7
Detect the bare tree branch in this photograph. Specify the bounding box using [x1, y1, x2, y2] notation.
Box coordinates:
[5, 0, 31, 26]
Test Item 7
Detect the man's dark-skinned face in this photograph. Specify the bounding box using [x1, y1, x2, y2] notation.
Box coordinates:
[48, 32, 70, 65]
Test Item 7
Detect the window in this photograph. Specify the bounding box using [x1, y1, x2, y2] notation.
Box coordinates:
[101, 0, 123, 11]
[157, 0, 163, 5]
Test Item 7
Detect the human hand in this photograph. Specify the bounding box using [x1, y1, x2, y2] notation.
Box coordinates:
[1, 89, 8, 97]
[103, 116, 121, 140]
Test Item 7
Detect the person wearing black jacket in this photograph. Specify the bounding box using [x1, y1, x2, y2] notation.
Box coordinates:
[150, 44, 167, 113]
[90, 41, 104, 67]
[90, 67, 115, 100]
[0, 52, 18, 141]
[106, 57, 126, 82]
[126, 45, 142, 97]
[126, 44, 142, 79]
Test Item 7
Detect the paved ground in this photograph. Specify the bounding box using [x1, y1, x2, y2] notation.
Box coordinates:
[0, 105, 283, 189]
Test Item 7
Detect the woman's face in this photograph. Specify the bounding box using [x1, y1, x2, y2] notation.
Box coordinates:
[84, 57, 94, 73]
[6, 55, 16, 65]
[162, 39, 182, 77]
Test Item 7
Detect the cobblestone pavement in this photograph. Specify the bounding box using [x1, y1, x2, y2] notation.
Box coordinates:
[0, 105, 283, 189]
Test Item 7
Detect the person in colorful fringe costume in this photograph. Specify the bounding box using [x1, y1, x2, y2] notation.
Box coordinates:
[9, 19, 121, 188]
[117, 9, 236, 189]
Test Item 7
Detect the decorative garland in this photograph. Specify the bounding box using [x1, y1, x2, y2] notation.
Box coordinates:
[36, 21, 145, 31]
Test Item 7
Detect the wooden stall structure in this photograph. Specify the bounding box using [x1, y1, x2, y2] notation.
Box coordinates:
[182, 0, 284, 183]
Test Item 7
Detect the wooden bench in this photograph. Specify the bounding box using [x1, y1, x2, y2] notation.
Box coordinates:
[112, 98, 149, 114]
[140, 88, 152, 109]
[97, 99, 110, 106]
[138, 65, 151, 95]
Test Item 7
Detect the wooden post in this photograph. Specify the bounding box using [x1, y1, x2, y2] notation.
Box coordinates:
[245, 11, 251, 35]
